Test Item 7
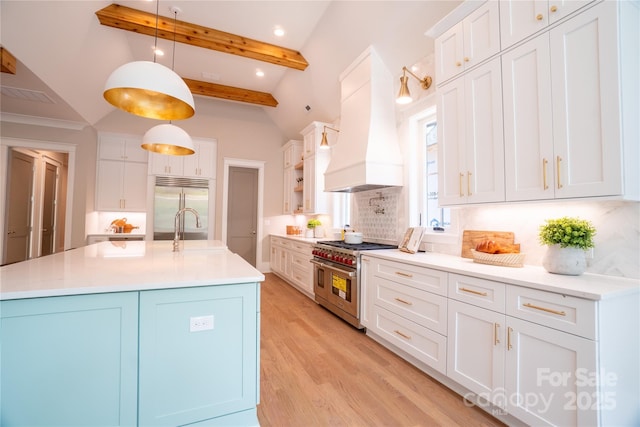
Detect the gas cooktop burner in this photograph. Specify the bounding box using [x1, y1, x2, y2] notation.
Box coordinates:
[317, 240, 398, 251]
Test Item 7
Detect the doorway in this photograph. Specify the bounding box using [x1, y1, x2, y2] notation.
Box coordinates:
[3, 150, 34, 264]
[41, 160, 59, 256]
[222, 158, 264, 269]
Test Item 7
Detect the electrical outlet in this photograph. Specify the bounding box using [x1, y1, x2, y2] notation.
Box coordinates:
[190, 315, 214, 332]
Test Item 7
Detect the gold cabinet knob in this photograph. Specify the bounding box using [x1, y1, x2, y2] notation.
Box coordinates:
[550, 5, 558, 12]
[456, 61, 462, 67]
[464, 57, 470, 62]
[536, 13, 543, 21]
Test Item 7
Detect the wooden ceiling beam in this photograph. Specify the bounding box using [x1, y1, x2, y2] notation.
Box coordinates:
[183, 78, 278, 108]
[95, 4, 308, 71]
[1, 47, 17, 74]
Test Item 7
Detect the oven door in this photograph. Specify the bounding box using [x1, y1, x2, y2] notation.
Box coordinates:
[311, 259, 358, 319]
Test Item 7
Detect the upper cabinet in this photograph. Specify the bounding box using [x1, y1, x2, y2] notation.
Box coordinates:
[96, 133, 148, 212]
[300, 121, 333, 215]
[282, 140, 303, 214]
[438, 58, 505, 206]
[149, 138, 217, 179]
[431, 0, 638, 205]
[434, 1, 500, 85]
[503, 1, 636, 201]
[500, 0, 595, 49]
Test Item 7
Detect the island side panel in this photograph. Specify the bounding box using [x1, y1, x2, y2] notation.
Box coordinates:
[0, 292, 139, 426]
[138, 282, 259, 426]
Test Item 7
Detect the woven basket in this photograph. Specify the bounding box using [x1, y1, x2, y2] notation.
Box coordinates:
[470, 249, 525, 268]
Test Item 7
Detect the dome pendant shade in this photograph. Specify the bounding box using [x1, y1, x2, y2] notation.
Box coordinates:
[104, 61, 195, 120]
[396, 75, 412, 105]
[142, 123, 195, 156]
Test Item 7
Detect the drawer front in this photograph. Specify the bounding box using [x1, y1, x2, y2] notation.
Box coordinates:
[506, 286, 596, 339]
[370, 305, 447, 375]
[374, 259, 448, 296]
[372, 276, 447, 335]
[291, 241, 312, 255]
[449, 274, 506, 313]
[290, 252, 312, 273]
[290, 264, 313, 295]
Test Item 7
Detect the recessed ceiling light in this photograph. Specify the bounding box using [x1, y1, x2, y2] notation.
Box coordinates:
[256, 69, 265, 77]
[273, 26, 285, 37]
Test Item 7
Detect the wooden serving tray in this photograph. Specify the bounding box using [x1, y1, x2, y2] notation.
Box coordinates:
[461, 230, 517, 259]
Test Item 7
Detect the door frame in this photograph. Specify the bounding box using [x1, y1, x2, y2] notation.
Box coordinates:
[0, 138, 76, 259]
[221, 158, 264, 271]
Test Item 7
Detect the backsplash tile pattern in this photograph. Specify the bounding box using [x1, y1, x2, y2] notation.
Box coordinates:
[352, 187, 401, 242]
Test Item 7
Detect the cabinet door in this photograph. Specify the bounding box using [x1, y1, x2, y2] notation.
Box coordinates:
[96, 159, 125, 210]
[437, 78, 466, 205]
[447, 299, 506, 408]
[435, 22, 464, 83]
[550, 2, 622, 198]
[283, 166, 293, 214]
[138, 284, 258, 426]
[149, 152, 184, 176]
[463, 1, 501, 69]
[183, 140, 216, 178]
[1, 293, 139, 426]
[464, 58, 505, 203]
[122, 161, 148, 211]
[500, 0, 549, 48]
[503, 34, 555, 201]
[505, 316, 597, 426]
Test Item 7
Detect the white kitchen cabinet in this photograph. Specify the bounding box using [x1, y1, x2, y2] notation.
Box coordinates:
[300, 122, 331, 214]
[362, 256, 448, 375]
[269, 236, 314, 298]
[434, 1, 500, 84]
[437, 57, 505, 206]
[182, 139, 217, 178]
[500, 0, 594, 49]
[96, 133, 148, 212]
[503, 1, 636, 201]
[96, 160, 147, 211]
[281, 140, 303, 214]
[149, 138, 217, 179]
[99, 133, 148, 163]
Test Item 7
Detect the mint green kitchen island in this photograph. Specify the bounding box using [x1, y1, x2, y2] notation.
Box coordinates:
[0, 240, 264, 427]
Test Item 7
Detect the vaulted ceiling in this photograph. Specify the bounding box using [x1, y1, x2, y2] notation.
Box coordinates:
[0, 1, 461, 140]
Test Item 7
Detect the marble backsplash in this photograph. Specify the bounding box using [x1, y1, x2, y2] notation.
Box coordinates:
[353, 189, 639, 279]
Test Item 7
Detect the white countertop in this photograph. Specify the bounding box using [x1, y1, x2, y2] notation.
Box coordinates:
[0, 240, 265, 301]
[362, 250, 640, 301]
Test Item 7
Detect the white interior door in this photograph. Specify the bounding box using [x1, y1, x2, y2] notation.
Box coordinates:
[3, 150, 34, 265]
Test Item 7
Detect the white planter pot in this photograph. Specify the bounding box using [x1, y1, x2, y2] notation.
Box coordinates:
[305, 228, 314, 238]
[542, 244, 587, 275]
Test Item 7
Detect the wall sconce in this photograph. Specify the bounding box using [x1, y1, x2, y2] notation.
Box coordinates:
[320, 126, 339, 149]
[396, 66, 432, 105]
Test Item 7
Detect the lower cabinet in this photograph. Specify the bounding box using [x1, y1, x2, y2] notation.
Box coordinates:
[270, 236, 314, 297]
[361, 254, 638, 427]
[362, 255, 448, 374]
[1, 284, 260, 427]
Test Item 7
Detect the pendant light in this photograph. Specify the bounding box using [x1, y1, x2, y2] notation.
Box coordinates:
[320, 126, 339, 149]
[103, 0, 194, 120]
[141, 6, 194, 156]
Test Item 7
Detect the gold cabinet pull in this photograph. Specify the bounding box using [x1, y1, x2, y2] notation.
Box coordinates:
[556, 156, 563, 188]
[459, 173, 464, 197]
[494, 323, 501, 345]
[523, 302, 566, 316]
[464, 57, 470, 62]
[456, 61, 462, 67]
[550, 5, 558, 13]
[394, 297, 413, 306]
[395, 271, 413, 278]
[460, 287, 488, 296]
[536, 13, 544, 21]
[542, 158, 549, 190]
[394, 330, 412, 340]
[507, 327, 513, 350]
[467, 171, 472, 196]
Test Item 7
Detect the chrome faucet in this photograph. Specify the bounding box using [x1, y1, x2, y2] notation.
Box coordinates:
[173, 208, 202, 252]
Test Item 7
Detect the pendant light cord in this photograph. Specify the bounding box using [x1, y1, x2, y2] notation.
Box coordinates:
[152, 0, 160, 63]
[172, 9, 177, 71]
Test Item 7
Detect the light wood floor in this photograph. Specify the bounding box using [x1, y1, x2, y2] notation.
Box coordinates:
[257, 273, 505, 427]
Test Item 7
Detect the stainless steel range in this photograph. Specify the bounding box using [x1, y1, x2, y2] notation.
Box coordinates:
[311, 240, 397, 329]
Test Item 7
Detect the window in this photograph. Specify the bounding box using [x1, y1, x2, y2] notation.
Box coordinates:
[423, 117, 450, 229]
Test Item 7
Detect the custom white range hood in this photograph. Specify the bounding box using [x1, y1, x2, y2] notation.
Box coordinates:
[324, 46, 403, 193]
